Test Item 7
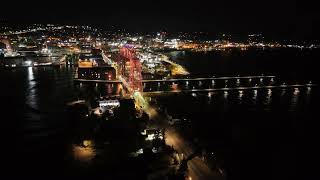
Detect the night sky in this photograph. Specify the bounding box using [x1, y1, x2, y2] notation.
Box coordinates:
[1, 0, 319, 39]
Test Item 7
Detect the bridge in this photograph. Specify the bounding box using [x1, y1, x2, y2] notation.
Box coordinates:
[142, 83, 316, 95]
[74, 75, 316, 98]
[74, 45, 316, 107]
[74, 75, 276, 84]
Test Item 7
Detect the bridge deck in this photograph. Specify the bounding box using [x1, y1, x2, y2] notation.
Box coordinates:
[142, 84, 316, 95]
[74, 75, 277, 83]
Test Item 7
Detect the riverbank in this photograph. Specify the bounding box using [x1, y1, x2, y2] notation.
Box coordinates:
[159, 54, 189, 76]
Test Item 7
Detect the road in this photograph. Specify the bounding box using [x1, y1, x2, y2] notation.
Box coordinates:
[165, 128, 225, 180]
[160, 54, 189, 75]
[147, 104, 224, 180]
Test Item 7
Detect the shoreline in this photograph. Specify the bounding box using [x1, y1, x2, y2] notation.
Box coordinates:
[158, 53, 189, 76]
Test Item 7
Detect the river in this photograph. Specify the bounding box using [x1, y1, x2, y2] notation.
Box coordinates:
[0, 48, 318, 179]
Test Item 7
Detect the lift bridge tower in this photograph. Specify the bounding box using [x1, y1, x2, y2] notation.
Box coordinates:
[118, 45, 146, 109]
[119, 44, 143, 93]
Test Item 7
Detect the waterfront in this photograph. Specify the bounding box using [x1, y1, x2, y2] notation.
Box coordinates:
[167, 48, 319, 80]
[0, 48, 318, 178]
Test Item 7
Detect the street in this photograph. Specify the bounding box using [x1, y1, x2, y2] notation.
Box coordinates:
[165, 128, 224, 180]
[147, 103, 224, 180]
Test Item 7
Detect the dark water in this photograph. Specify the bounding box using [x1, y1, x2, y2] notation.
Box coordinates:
[161, 49, 318, 179]
[168, 48, 319, 81]
[0, 66, 77, 177]
[0, 48, 318, 178]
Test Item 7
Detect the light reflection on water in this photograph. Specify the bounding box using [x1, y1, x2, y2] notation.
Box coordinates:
[289, 88, 300, 112]
[72, 140, 96, 163]
[223, 91, 228, 99]
[26, 67, 38, 110]
[238, 90, 244, 99]
[266, 89, 272, 104]
[253, 89, 258, 104]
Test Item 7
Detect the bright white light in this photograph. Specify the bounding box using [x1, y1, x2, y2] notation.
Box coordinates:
[224, 91, 228, 98]
[99, 100, 120, 107]
[25, 60, 32, 66]
[293, 88, 299, 96]
[239, 90, 243, 98]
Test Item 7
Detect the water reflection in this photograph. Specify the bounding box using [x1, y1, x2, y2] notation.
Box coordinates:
[266, 89, 272, 104]
[224, 91, 228, 99]
[207, 92, 212, 103]
[260, 78, 263, 84]
[238, 90, 243, 101]
[26, 67, 38, 110]
[290, 88, 299, 111]
[306, 87, 312, 94]
[253, 89, 257, 98]
[107, 84, 112, 94]
[305, 87, 312, 105]
[281, 89, 286, 96]
[72, 140, 96, 162]
[236, 79, 240, 86]
[171, 83, 179, 91]
[293, 88, 300, 96]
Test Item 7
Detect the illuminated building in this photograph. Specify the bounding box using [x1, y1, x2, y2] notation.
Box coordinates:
[164, 39, 179, 49]
[78, 67, 116, 80]
[78, 53, 105, 68]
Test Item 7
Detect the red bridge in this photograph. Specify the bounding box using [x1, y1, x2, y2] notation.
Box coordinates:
[116, 45, 143, 94]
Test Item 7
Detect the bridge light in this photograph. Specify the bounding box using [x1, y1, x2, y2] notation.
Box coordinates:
[294, 88, 299, 95]
[239, 90, 243, 98]
[224, 91, 228, 98]
[307, 87, 311, 94]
